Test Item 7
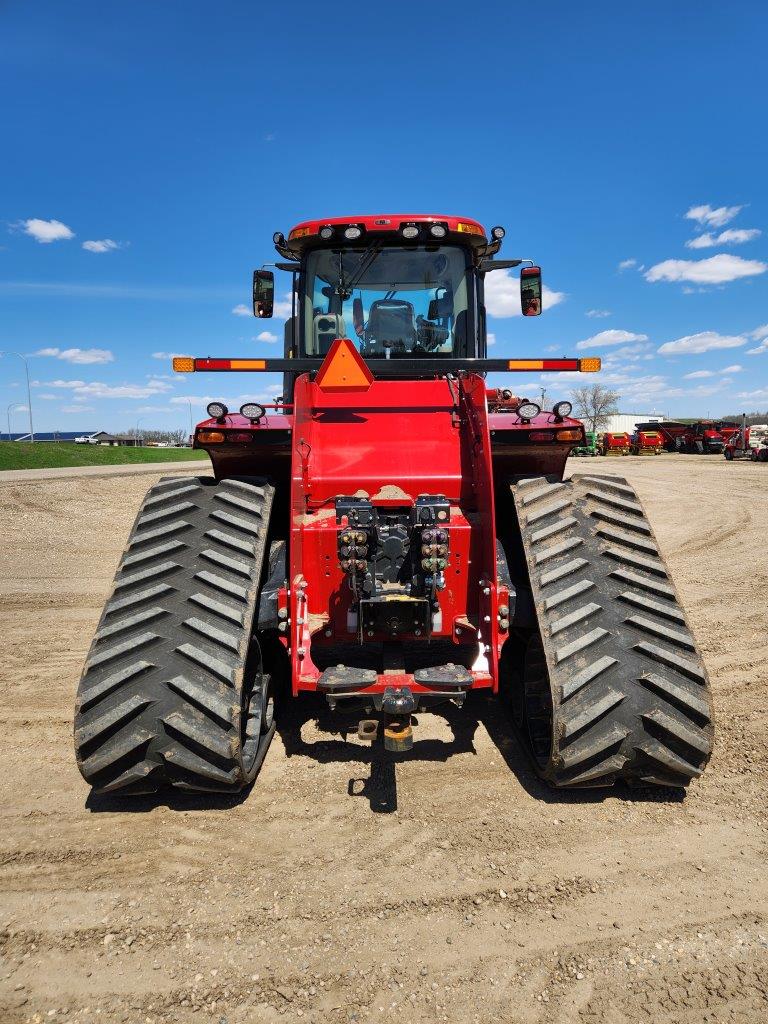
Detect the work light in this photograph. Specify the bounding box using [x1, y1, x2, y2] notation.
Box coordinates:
[552, 400, 573, 420]
[429, 223, 447, 238]
[206, 401, 228, 420]
[240, 402, 266, 421]
[319, 225, 334, 240]
[344, 225, 362, 240]
[272, 231, 285, 246]
[491, 225, 506, 239]
[401, 224, 420, 239]
[517, 402, 541, 421]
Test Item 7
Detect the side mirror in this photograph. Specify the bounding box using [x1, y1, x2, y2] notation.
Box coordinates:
[428, 287, 453, 320]
[253, 269, 275, 318]
[521, 266, 542, 316]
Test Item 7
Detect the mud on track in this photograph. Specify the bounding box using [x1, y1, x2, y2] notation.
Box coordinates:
[1, 456, 767, 1024]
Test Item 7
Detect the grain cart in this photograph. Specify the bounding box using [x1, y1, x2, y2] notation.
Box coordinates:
[602, 432, 631, 456]
[631, 429, 663, 455]
[73, 215, 713, 795]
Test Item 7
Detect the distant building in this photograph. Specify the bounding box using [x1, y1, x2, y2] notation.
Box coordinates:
[601, 412, 665, 434]
[89, 432, 137, 446]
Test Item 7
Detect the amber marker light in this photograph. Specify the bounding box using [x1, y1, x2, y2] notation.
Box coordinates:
[173, 357, 194, 373]
[579, 358, 601, 372]
[556, 429, 583, 442]
[197, 430, 225, 443]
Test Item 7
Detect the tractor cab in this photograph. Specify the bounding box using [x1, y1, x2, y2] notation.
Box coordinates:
[254, 215, 546, 397]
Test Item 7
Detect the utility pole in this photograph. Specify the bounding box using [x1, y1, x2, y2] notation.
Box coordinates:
[539, 387, 547, 411]
[135, 416, 147, 447]
[0, 352, 34, 441]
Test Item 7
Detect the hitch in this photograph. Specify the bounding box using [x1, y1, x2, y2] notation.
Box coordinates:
[383, 717, 413, 752]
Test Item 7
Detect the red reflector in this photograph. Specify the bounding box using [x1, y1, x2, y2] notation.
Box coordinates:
[542, 359, 579, 370]
[528, 431, 555, 442]
[195, 359, 231, 370]
[227, 432, 253, 442]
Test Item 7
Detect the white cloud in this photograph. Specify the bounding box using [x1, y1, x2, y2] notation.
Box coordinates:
[487, 332, 496, 347]
[273, 293, 295, 319]
[61, 404, 96, 414]
[716, 228, 760, 245]
[645, 253, 766, 285]
[747, 340, 768, 355]
[77, 382, 173, 399]
[34, 377, 173, 400]
[82, 239, 120, 253]
[685, 233, 717, 250]
[19, 218, 74, 244]
[683, 370, 715, 379]
[735, 388, 768, 402]
[152, 351, 186, 360]
[586, 309, 611, 318]
[232, 304, 251, 316]
[255, 330, 278, 343]
[618, 259, 638, 271]
[722, 364, 743, 373]
[686, 228, 760, 249]
[576, 329, 649, 351]
[484, 272, 565, 318]
[657, 331, 746, 355]
[685, 204, 743, 228]
[37, 393, 58, 400]
[32, 346, 114, 365]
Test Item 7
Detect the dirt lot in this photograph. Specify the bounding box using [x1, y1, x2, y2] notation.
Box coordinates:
[1, 455, 767, 1024]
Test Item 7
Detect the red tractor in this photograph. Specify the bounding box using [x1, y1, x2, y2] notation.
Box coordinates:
[677, 421, 734, 454]
[73, 215, 713, 795]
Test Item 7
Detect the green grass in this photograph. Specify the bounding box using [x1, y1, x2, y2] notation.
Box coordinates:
[0, 442, 209, 472]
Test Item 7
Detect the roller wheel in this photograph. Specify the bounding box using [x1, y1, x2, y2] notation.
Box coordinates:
[508, 474, 714, 789]
[74, 475, 275, 794]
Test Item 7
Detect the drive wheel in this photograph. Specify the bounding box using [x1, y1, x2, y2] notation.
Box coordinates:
[508, 474, 714, 789]
[74, 476, 276, 794]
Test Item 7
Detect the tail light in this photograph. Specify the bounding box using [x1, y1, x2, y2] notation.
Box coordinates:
[528, 431, 555, 442]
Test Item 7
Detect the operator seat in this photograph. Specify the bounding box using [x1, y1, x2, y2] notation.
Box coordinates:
[364, 299, 417, 354]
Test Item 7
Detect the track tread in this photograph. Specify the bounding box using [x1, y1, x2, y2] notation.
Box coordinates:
[509, 474, 713, 789]
[74, 476, 275, 794]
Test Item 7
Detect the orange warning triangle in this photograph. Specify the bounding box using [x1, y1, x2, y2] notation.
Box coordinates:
[315, 338, 374, 392]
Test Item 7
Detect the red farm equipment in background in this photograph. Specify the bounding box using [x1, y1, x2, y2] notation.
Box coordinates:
[72, 214, 713, 797]
[602, 431, 631, 456]
[631, 429, 664, 455]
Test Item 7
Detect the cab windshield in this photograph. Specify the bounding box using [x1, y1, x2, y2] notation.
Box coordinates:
[301, 245, 472, 358]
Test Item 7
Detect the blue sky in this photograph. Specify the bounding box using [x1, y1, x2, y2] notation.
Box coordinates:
[1, 0, 767, 433]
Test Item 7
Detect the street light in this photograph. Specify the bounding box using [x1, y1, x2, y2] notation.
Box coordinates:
[135, 416, 147, 447]
[7, 402, 26, 441]
[0, 352, 34, 441]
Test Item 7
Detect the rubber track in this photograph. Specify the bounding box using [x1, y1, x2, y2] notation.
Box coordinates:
[511, 474, 714, 788]
[74, 476, 274, 794]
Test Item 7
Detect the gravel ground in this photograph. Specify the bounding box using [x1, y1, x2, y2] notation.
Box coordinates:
[1, 455, 767, 1024]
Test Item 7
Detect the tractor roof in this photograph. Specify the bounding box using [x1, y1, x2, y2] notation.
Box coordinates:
[281, 214, 491, 257]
